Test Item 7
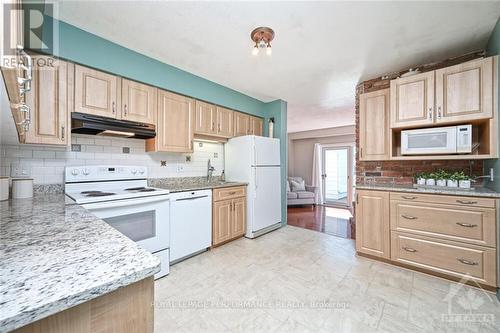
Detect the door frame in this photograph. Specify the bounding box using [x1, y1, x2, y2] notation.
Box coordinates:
[321, 143, 355, 208]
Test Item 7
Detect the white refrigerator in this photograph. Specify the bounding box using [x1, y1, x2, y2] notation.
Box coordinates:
[225, 135, 282, 238]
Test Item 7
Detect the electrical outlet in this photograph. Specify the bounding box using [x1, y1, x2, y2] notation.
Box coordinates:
[122, 147, 130, 154]
[71, 144, 81, 152]
[213, 152, 218, 158]
[176, 164, 184, 172]
[10, 162, 31, 177]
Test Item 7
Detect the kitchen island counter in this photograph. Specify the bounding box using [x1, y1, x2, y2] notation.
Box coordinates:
[0, 194, 160, 332]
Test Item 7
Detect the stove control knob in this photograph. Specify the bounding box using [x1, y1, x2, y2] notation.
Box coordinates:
[71, 169, 80, 176]
[83, 168, 90, 176]
[131, 169, 137, 175]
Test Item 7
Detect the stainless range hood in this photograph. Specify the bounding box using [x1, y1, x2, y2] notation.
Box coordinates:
[71, 113, 156, 139]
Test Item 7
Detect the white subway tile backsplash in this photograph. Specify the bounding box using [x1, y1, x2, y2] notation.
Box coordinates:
[0, 135, 224, 184]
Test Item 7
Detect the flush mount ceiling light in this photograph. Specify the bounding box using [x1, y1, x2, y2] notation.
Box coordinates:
[251, 27, 274, 56]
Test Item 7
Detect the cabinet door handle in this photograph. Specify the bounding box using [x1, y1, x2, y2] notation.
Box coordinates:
[437, 106, 442, 120]
[61, 126, 65, 140]
[112, 102, 116, 114]
[456, 222, 478, 228]
[456, 200, 477, 205]
[360, 148, 363, 158]
[457, 258, 478, 266]
[402, 247, 417, 253]
[401, 214, 417, 220]
[401, 196, 417, 200]
[428, 107, 433, 120]
[212, 122, 215, 131]
[124, 104, 127, 116]
[228, 191, 236, 195]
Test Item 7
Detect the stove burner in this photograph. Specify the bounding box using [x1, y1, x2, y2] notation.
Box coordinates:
[125, 187, 146, 191]
[125, 187, 156, 192]
[85, 192, 116, 197]
[81, 190, 103, 194]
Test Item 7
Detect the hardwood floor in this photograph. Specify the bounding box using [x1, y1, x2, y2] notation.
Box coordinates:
[287, 205, 355, 238]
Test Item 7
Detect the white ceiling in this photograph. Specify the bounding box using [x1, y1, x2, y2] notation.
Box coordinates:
[53, 1, 500, 133]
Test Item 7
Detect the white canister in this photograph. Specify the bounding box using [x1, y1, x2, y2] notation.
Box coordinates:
[447, 179, 458, 188]
[436, 179, 447, 187]
[12, 178, 33, 199]
[459, 180, 471, 189]
[426, 178, 436, 186]
[0, 177, 9, 201]
[416, 178, 426, 185]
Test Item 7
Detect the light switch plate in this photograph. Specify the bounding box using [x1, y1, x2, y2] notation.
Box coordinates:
[10, 162, 31, 177]
[176, 164, 184, 172]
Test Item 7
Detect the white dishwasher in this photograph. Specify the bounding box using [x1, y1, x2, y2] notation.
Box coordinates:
[169, 189, 212, 263]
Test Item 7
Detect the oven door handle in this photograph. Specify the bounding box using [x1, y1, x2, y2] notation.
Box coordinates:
[81, 195, 170, 210]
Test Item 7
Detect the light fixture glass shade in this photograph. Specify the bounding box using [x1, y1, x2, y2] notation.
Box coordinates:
[266, 44, 272, 55]
[252, 45, 259, 56]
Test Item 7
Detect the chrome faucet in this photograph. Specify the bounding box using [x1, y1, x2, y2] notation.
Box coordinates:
[207, 159, 215, 182]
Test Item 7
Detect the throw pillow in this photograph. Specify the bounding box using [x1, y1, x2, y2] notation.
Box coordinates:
[286, 180, 291, 192]
[290, 179, 305, 192]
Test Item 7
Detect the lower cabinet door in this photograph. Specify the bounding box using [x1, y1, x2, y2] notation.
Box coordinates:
[391, 232, 497, 286]
[213, 200, 232, 246]
[355, 190, 390, 258]
[231, 197, 246, 237]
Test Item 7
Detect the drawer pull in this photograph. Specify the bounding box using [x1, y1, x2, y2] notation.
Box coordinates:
[455, 222, 478, 228]
[457, 258, 479, 266]
[401, 196, 417, 200]
[456, 200, 477, 205]
[402, 247, 417, 253]
[401, 214, 417, 220]
[228, 191, 236, 195]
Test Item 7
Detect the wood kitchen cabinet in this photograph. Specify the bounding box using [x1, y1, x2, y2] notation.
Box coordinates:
[146, 90, 194, 153]
[24, 58, 70, 145]
[390, 71, 435, 128]
[359, 89, 389, 160]
[121, 79, 157, 124]
[250, 116, 263, 136]
[216, 106, 234, 137]
[212, 186, 247, 247]
[74, 65, 120, 118]
[234, 112, 250, 136]
[355, 190, 390, 259]
[435, 57, 494, 124]
[194, 100, 217, 135]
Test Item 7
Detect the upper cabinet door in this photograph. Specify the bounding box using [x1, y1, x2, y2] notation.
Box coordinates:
[251, 116, 263, 136]
[74, 65, 119, 118]
[435, 57, 494, 124]
[359, 89, 390, 161]
[121, 79, 156, 124]
[216, 107, 234, 137]
[390, 71, 434, 128]
[194, 100, 216, 135]
[25, 58, 69, 145]
[148, 90, 194, 153]
[234, 112, 250, 136]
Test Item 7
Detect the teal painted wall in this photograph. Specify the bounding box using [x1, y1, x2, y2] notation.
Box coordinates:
[263, 100, 288, 224]
[485, 19, 500, 192]
[41, 15, 289, 224]
[43, 15, 265, 115]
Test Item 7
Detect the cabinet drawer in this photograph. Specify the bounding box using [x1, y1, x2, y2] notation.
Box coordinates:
[390, 192, 496, 208]
[213, 186, 246, 201]
[390, 201, 496, 247]
[391, 232, 497, 286]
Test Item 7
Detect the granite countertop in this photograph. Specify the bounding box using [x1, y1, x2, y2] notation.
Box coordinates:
[149, 177, 248, 193]
[0, 194, 161, 332]
[355, 183, 500, 198]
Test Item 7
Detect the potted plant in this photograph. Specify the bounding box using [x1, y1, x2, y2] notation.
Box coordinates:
[426, 172, 436, 186]
[456, 172, 472, 189]
[435, 170, 448, 187]
[447, 172, 460, 188]
[415, 172, 427, 185]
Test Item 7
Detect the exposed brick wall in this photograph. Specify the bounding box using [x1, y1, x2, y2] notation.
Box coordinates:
[355, 51, 486, 185]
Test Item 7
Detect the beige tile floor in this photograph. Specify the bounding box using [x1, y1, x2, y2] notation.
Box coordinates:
[154, 226, 500, 332]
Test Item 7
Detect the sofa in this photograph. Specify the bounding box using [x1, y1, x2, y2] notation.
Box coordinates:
[287, 177, 318, 206]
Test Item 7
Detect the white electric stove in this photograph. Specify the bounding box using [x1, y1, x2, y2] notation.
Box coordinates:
[65, 165, 170, 279]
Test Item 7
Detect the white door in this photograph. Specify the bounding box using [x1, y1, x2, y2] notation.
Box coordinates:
[254, 136, 280, 166]
[252, 166, 281, 231]
[321, 146, 353, 207]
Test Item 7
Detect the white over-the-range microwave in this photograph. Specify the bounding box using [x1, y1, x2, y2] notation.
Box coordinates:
[401, 125, 472, 155]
